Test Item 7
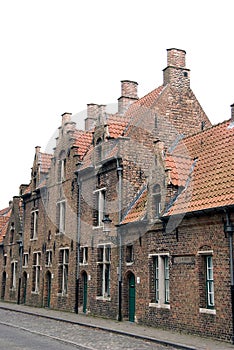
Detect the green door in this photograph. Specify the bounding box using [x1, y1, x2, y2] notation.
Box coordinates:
[83, 273, 87, 313]
[128, 273, 135, 322]
[23, 272, 27, 304]
[46, 272, 51, 308]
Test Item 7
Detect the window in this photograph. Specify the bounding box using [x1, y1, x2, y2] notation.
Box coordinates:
[126, 245, 134, 264]
[97, 245, 111, 298]
[56, 200, 66, 234]
[30, 209, 38, 239]
[3, 254, 7, 267]
[23, 253, 29, 267]
[58, 248, 69, 295]
[10, 223, 14, 244]
[32, 252, 41, 293]
[10, 261, 17, 290]
[58, 158, 66, 182]
[80, 247, 88, 265]
[94, 188, 106, 227]
[198, 250, 215, 313]
[206, 256, 214, 308]
[45, 250, 52, 267]
[150, 254, 170, 307]
[152, 184, 161, 218]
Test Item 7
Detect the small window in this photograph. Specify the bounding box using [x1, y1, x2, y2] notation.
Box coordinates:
[80, 247, 88, 265]
[126, 245, 134, 263]
[23, 253, 29, 267]
[10, 223, 14, 244]
[45, 250, 52, 267]
[206, 256, 214, 308]
[150, 254, 170, 306]
[3, 255, 7, 267]
[30, 209, 38, 240]
[93, 188, 106, 227]
[56, 200, 66, 234]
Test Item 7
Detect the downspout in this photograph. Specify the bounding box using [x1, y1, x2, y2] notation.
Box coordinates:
[75, 170, 81, 314]
[225, 209, 234, 344]
[117, 158, 123, 321]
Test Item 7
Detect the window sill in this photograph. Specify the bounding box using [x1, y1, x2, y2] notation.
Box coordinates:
[31, 291, 39, 295]
[126, 262, 134, 266]
[45, 264, 52, 268]
[30, 238, 38, 241]
[55, 232, 65, 236]
[92, 226, 104, 230]
[96, 296, 111, 302]
[149, 302, 170, 310]
[57, 292, 68, 297]
[199, 308, 216, 315]
[79, 263, 88, 266]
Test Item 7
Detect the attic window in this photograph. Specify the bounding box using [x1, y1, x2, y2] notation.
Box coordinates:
[183, 71, 188, 77]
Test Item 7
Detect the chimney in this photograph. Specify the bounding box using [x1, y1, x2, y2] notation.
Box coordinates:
[85, 103, 99, 131]
[61, 112, 72, 125]
[118, 80, 138, 115]
[163, 48, 190, 88]
[97, 105, 107, 125]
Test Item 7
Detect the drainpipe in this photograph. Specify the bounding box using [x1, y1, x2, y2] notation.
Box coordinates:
[75, 170, 81, 314]
[225, 209, 234, 344]
[17, 200, 25, 305]
[117, 159, 123, 321]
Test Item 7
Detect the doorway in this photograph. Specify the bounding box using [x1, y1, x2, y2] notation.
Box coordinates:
[82, 272, 88, 313]
[45, 271, 52, 308]
[128, 273, 135, 322]
[1, 272, 6, 300]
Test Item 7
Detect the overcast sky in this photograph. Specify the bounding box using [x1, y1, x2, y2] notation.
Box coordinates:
[0, 0, 233, 209]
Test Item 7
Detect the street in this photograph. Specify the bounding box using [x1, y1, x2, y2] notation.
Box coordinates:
[0, 309, 176, 350]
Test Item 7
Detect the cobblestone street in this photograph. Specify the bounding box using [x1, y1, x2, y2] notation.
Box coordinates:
[0, 309, 176, 350]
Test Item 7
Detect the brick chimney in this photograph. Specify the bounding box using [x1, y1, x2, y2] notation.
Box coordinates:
[118, 80, 138, 115]
[163, 48, 190, 88]
[85, 103, 99, 131]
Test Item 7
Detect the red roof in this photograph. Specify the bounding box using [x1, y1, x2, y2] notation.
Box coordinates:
[164, 119, 234, 216]
[121, 186, 147, 224]
[73, 130, 93, 159]
[40, 152, 53, 173]
[0, 206, 11, 243]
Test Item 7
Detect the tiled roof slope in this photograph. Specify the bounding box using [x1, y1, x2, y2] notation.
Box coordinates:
[164, 119, 234, 216]
[40, 152, 53, 173]
[0, 205, 11, 243]
[73, 130, 93, 159]
[121, 186, 147, 224]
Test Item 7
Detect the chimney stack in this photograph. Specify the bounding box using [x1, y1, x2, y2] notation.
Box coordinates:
[163, 48, 190, 88]
[85, 103, 99, 131]
[118, 80, 138, 115]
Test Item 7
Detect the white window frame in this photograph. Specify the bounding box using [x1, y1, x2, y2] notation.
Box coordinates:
[80, 246, 88, 265]
[149, 253, 170, 309]
[11, 260, 17, 290]
[94, 188, 106, 227]
[97, 244, 111, 299]
[31, 209, 38, 240]
[45, 250, 52, 267]
[198, 250, 216, 314]
[57, 200, 66, 234]
[32, 252, 41, 293]
[23, 253, 29, 267]
[59, 248, 69, 296]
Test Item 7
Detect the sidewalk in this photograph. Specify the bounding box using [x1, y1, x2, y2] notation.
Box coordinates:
[0, 301, 233, 350]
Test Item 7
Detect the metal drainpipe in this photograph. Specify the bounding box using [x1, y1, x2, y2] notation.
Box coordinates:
[75, 171, 81, 314]
[225, 209, 234, 344]
[117, 159, 123, 321]
[17, 200, 25, 305]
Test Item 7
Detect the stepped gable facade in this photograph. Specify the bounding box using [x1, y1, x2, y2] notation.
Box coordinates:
[0, 48, 234, 342]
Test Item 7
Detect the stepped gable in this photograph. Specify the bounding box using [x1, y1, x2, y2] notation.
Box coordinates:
[164, 118, 234, 216]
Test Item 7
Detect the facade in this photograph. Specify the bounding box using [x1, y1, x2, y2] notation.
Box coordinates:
[0, 48, 234, 342]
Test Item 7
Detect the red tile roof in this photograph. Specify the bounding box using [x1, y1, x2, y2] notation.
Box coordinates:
[73, 130, 93, 159]
[0, 206, 11, 243]
[164, 119, 234, 216]
[40, 152, 53, 173]
[121, 186, 147, 224]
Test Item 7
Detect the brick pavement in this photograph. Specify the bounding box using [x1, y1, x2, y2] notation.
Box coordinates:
[0, 301, 233, 350]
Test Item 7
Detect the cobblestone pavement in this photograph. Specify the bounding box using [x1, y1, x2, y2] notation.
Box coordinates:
[0, 309, 176, 350]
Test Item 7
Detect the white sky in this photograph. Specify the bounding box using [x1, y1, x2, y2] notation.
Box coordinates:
[0, 0, 233, 209]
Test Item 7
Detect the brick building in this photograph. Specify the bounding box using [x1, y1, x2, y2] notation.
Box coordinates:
[0, 48, 234, 342]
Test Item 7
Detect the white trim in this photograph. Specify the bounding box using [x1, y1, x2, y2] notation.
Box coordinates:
[148, 252, 169, 258]
[149, 302, 170, 309]
[93, 187, 106, 193]
[199, 308, 216, 315]
[197, 250, 213, 255]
